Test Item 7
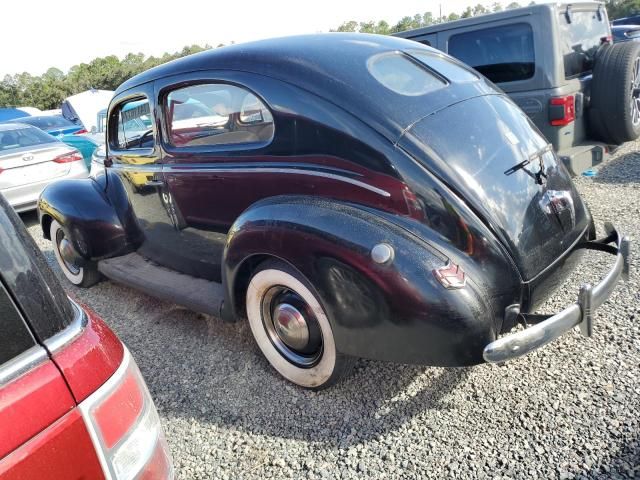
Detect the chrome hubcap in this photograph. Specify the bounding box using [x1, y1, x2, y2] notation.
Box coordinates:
[261, 287, 323, 367]
[631, 57, 640, 127]
[273, 303, 309, 351]
[56, 232, 81, 275]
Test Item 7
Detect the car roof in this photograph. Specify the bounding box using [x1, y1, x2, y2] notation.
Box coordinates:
[114, 33, 498, 141]
[0, 122, 34, 132]
[116, 33, 436, 93]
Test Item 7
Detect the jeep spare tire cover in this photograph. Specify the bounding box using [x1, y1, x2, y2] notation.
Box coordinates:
[590, 41, 640, 144]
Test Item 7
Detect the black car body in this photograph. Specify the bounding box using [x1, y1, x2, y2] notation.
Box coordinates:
[38, 34, 630, 389]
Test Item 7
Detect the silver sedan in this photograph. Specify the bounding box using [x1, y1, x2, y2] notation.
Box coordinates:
[0, 123, 88, 212]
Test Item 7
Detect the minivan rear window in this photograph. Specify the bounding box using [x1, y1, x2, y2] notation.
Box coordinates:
[448, 23, 535, 83]
[558, 9, 609, 78]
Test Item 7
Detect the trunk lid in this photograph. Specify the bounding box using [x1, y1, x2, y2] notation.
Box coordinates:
[399, 94, 589, 280]
[0, 143, 73, 188]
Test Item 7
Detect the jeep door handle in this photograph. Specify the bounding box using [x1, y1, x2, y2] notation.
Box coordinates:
[145, 180, 164, 187]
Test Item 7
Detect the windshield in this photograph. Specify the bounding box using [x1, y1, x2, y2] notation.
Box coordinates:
[0, 126, 57, 152]
[19, 115, 77, 130]
[558, 8, 610, 78]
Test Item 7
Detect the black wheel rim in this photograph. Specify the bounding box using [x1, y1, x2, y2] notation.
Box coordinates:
[56, 229, 81, 275]
[261, 286, 323, 368]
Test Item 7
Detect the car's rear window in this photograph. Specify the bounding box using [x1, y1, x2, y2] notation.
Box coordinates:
[367, 52, 446, 96]
[20, 116, 76, 130]
[0, 126, 57, 152]
[408, 50, 479, 82]
[448, 23, 535, 83]
[558, 8, 610, 78]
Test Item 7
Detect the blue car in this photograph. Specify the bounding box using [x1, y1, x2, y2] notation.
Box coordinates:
[15, 115, 85, 136]
[6, 115, 100, 168]
[0, 108, 31, 122]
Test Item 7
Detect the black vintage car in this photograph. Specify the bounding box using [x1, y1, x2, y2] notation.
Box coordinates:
[39, 34, 630, 389]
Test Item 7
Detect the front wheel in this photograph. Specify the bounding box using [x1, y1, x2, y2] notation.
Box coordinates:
[50, 220, 101, 288]
[246, 260, 354, 389]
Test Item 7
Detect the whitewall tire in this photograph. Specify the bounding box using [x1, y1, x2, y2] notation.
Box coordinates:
[50, 220, 100, 288]
[246, 260, 354, 389]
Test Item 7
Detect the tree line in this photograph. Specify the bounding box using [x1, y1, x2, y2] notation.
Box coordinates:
[2, 1, 639, 111]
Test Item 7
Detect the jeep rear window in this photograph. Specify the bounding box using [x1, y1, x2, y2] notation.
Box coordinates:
[367, 52, 446, 96]
[448, 23, 535, 83]
[558, 9, 609, 78]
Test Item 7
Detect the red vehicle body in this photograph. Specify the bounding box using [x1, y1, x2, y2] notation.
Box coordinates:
[0, 193, 173, 479]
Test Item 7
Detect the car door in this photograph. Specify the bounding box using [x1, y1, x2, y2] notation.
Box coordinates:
[154, 77, 277, 281]
[106, 85, 178, 268]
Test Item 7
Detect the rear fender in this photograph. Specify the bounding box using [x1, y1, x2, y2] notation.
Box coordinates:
[38, 174, 139, 260]
[223, 196, 498, 366]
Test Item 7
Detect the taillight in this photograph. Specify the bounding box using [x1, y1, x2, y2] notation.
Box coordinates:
[549, 95, 575, 126]
[80, 348, 174, 480]
[74, 129, 89, 135]
[53, 150, 83, 163]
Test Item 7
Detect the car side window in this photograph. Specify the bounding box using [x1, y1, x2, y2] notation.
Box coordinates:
[114, 98, 154, 150]
[0, 279, 36, 366]
[165, 83, 274, 148]
[448, 23, 535, 83]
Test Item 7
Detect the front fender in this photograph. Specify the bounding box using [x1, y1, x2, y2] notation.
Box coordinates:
[38, 177, 137, 260]
[223, 196, 497, 366]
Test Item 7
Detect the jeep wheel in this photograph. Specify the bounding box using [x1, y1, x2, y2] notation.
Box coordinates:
[50, 220, 101, 288]
[590, 41, 640, 144]
[245, 259, 354, 389]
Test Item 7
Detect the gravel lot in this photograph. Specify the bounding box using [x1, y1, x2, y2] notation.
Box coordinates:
[23, 144, 639, 480]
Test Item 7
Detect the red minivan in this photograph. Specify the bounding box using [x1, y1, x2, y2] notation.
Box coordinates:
[0, 193, 173, 479]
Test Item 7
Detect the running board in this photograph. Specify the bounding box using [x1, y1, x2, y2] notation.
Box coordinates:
[98, 252, 224, 317]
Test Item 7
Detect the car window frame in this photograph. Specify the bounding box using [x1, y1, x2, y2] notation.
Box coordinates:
[107, 85, 157, 160]
[157, 77, 275, 155]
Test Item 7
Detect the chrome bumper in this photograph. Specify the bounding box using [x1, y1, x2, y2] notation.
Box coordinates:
[483, 226, 631, 363]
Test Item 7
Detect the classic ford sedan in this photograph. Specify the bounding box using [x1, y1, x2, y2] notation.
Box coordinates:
[38, 34, 630, 389]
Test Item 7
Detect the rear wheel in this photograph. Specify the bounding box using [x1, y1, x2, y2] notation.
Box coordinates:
[50, 220, 101, 288]
[245, 259, 354, 389]
[590, 41, 640, 144]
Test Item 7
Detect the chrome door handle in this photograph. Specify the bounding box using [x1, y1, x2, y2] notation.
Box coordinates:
[145, 180, 164, 187]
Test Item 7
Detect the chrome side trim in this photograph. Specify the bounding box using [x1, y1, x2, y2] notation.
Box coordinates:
[110, 163, 391, 198]
[44, 299, 88, 354]
[0, 345, 48, 386]
[168, 167, 392, 198]
[483, 231, 631, 363]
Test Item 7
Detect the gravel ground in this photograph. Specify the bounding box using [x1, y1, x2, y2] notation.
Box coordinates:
[23, 143, 639, 480]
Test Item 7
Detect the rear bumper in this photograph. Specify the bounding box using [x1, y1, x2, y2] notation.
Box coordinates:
[557, 142, 608, 176]
[483, 225, 631, 363]
[2, 163, 88, 212]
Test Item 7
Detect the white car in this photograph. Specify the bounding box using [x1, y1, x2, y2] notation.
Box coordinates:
[0, 123, 88, 212]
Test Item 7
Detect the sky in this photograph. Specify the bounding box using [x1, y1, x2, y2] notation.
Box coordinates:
[1, 0, 544, 77]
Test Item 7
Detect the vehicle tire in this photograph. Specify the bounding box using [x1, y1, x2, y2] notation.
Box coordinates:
[590, 41, 640, 144]
[246, 259, 355, 390]
[50, 220, 101, 288]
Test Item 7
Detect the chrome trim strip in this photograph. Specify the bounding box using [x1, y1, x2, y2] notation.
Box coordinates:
[0, 345, 48, 386]
[167, 167, 392, 198]
[44, 299, 88, 354]
[483, 231, 631, 363]
[110, 163, 391, 198]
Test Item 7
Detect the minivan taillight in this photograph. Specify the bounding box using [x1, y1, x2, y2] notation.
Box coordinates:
[53, 150, 83, 163]
[549, 95, 575, 126]
[80, 348, 174, 480]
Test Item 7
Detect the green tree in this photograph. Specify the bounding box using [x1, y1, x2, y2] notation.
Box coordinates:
[605, 0, 640, 18]
[506, 2, 522, 9]
[492, 2, 503, 12]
